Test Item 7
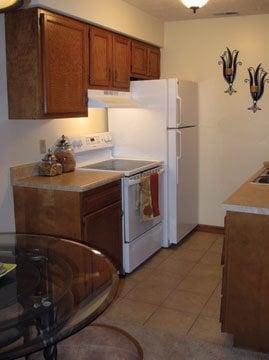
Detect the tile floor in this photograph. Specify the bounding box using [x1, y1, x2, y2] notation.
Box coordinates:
[26, 231, 266, 359]
[102, 231, 229, 347]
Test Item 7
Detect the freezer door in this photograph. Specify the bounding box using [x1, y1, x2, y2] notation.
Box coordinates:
[178, 81, 198, 127]
[167, 79, 198, 128]
[177, 126, 199, 241]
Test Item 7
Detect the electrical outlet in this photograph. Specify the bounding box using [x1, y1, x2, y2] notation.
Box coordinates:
[39, 139, 47, 154]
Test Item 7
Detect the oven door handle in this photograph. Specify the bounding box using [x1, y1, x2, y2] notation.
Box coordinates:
[127, 168, 165, 187]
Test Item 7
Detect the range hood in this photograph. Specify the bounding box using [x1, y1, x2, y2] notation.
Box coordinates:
[88, 89, 141, 108]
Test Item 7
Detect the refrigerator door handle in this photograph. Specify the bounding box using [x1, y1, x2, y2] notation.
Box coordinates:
[176, 156, 180, 185]
[177, 130, 182, 159]
[176, 96, 182, 127]
[176, 130, 182, 185]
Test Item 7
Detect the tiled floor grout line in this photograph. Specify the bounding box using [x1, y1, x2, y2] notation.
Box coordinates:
[186, 277, 222, 335]
[141, 255, 208, 327]
[142, 261, 222, 331]
[117, 235, 224, 329]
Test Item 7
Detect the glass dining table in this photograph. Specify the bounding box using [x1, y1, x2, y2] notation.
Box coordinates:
[0, 233, 119, 360]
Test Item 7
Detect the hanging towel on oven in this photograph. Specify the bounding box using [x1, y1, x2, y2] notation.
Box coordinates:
[140, 173, 160, 221]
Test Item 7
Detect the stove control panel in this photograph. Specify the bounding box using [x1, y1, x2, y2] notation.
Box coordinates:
[70, 132, 113, 153]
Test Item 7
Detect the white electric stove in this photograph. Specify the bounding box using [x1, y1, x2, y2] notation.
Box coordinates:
[70, 132, 164, 273]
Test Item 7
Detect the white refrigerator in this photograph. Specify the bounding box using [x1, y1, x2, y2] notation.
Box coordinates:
[108, 78, 198, 246]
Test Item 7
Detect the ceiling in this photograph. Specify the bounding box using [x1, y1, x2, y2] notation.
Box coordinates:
[123, 0, 269, 21]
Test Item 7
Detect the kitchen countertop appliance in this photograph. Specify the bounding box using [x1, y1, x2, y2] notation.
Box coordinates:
[70, 132, 164, 273]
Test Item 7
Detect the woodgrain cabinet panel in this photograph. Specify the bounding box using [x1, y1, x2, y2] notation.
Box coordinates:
[148, 46, 161, 79]
[82, 182, 121, 216]
[130, 41, 161, 80]
[6, 7, 161, 115]
[13, 181, 123, 271]
[131, 41, 148, 77]
[89, 28, 131, 91]
[5, 8, 88, 119]
[41, 12, 88, 116]
[13, 186, 82, 240]
[83, 201, 122, 270]
[112, 35, 131, 90]
[221, 211, 269, 352]
[89, 26, 112, 88]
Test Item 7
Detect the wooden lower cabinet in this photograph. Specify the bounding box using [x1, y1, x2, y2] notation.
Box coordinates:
[13, 181, 123, 271]
[221, 211, 269, 352]
[83, 201, 122, 269]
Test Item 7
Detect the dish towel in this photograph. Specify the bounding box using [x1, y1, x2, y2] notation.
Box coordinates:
[140, 173, 160, 221]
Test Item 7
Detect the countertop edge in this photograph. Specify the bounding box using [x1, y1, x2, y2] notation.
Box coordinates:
[222, 166, 269, 214]
[12, 173, 123, 193]
[222, 204, 269, 215]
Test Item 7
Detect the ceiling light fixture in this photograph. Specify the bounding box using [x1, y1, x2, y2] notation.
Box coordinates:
[181, 0, 209, 14]
[0, 0, 25, 13]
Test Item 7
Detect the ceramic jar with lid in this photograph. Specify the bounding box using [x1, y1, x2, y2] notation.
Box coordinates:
[54, 135, 76, 173]
[39, 149, 63, 177]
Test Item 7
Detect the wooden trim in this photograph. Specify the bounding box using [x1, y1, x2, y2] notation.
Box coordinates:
[197, 224, 224, 235]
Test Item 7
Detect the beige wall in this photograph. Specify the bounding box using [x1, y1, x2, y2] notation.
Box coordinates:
[32, 0, 164, 46]
[0, 0, 163, 232]
[162, 14, 269, 226]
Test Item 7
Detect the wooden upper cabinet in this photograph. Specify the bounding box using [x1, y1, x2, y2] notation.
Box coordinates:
[131, 41, 148, 77]
[5, 7, 161, 117]
[5, 8, 88, 119]
[41, 12, 88, 117]
[89, 26, 112, 88]
[112, 35, 131, 90]
[130, 41, 161, 80]
[148, 46, 161, 79]
[89, 27, 131, 91]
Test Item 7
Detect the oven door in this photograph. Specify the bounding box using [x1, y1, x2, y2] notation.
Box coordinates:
[123, 167, 164, 243]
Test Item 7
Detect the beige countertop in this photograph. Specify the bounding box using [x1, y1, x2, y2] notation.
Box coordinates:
[223, 167, 269, 215]
[11, 169, 123, 192]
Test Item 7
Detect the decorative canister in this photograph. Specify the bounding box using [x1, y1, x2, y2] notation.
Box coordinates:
[54, 135, 76, 173]
[39, 149, 63, 177]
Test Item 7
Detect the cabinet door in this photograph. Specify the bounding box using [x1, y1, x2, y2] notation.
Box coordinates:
[41, 12, 88, 117]
[148, 46, 160, 79]
[112, 35, 131, 90]
[131, 41, 148, 77]
[83, 201, 122, 270]
[89, 26, 112, 88]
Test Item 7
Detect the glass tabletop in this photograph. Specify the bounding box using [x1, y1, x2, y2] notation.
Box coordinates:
[0, 233, 119, 360]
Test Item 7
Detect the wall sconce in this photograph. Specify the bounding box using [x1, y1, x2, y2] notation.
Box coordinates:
[218, 47, 242, 95]
[245, 64, 269, 113]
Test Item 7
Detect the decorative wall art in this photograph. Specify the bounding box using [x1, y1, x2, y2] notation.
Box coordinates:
[219, 47, 242, 95]
[245, 64, 269, 113]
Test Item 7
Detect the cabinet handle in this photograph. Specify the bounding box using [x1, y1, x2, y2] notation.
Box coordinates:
[108, 68, 111, 81]
[115, 69, 118, 81]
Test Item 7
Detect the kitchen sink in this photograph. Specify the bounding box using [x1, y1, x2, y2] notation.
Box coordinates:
[253, 171, 269, 184]
[256, 176, 269, 184]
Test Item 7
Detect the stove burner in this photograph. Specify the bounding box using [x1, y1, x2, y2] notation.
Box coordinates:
[80, 159, 156, 172]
